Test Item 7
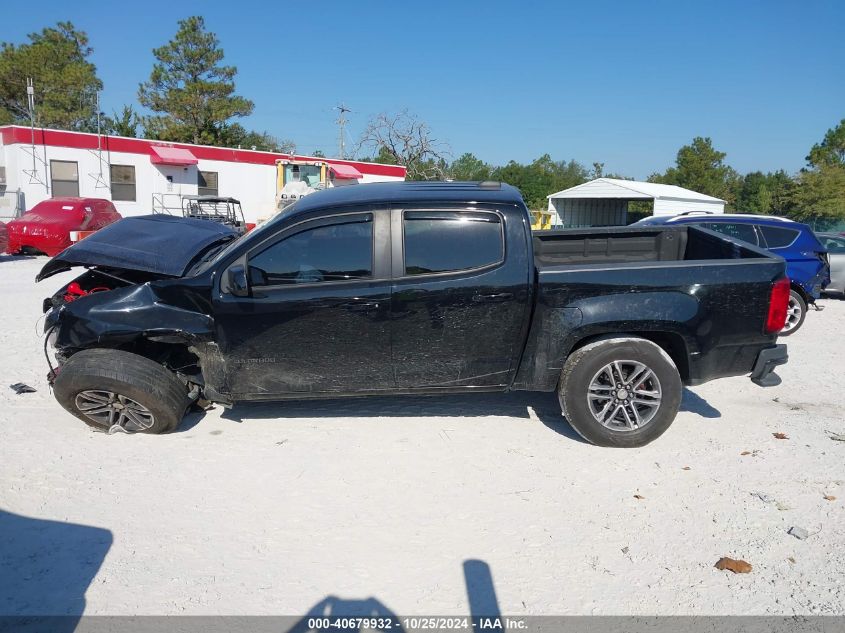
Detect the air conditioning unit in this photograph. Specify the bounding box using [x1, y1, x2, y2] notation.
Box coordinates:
[0, 166, 6, 186]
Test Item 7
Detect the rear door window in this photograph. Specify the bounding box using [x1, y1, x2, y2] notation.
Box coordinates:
[758, 225, 801, 249]
[701, 222, 759, 245]
[403, 211, 504, 276]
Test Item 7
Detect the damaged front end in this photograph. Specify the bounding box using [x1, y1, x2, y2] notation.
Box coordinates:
[38, 214, 237, 403]
[42, 270, 215, 398]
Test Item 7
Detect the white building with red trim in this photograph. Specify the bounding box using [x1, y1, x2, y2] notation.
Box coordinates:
[0, 125, 406, 223]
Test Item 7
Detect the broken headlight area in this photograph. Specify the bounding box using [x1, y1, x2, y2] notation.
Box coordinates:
[43, 268, 158, 314]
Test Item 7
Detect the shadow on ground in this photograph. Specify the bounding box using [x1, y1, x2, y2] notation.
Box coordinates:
[0, 509, 112, 632]
[286, 559, 503, 633]
[207, 387, 722, 440]
[216, 391, 587, 443]
[680, 388, 721, 418]
[0, 255, 38, 264]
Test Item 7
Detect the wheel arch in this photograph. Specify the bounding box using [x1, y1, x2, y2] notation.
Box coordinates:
[61, 334, 204, 388]
[567, 330, 690, 383]
[790, 282, 811, 303]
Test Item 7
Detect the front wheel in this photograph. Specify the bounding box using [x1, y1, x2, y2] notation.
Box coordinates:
[53, 349, 190, 433]
[779, 290, 806, 336]
[558, 337, 683, 448]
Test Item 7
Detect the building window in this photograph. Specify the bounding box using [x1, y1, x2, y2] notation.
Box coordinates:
[50, 160, 79, 197]
[198, 170, 218, 197]
[110, 165, 136, 201]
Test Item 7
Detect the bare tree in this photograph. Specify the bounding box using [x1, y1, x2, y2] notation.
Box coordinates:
[356, 110, 450, 180]
[277, 139, 297, 155]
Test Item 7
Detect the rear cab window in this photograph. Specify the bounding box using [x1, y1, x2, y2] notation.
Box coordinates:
[402, 210, 504, 276]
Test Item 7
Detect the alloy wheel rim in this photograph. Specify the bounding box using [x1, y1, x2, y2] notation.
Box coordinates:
[783, 296, 802, 332]
[586, 360, 662, 431]
[75, 390, 155, 431]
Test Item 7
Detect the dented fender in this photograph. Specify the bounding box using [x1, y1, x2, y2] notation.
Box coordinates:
[46, 282, 214, 351]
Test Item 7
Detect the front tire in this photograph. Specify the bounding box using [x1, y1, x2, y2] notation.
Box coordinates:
[53, 349, 190, 434]
[779, 290, 806, 336]
[558, 337, 682, 448]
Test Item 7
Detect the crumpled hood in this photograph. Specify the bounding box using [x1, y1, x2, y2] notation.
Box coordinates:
[37, 214, 237, 282]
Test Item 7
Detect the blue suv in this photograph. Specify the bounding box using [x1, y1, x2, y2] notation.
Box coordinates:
[634, 213, 830, 335]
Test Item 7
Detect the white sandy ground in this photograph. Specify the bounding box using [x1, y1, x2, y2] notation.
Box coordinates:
[0, 254, 844, 617]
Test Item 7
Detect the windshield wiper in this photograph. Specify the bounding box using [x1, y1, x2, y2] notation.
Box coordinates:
[185, 238, 237, 275]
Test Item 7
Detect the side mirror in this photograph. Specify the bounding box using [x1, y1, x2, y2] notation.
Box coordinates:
[227, 264, 249, 297]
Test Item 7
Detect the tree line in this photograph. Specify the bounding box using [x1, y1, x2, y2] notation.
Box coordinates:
[0, 18, 294, 153]
[359, 121, 845, 228]
[1, 19, 843, 226]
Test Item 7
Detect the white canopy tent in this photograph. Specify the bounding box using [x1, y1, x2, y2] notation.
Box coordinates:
[547, 178, 725, 227]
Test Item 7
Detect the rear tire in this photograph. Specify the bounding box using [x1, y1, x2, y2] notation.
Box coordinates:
[53, 349, 190, 434]
[779, 290, 806, 336]
[558, 337, 682, 448]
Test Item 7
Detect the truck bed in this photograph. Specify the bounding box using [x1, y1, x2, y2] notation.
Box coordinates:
[532, 225, 766, 267]
[514, 224, 785, 392]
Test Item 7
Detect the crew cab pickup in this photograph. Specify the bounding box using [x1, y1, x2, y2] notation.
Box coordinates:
[38, 182, 790, 447]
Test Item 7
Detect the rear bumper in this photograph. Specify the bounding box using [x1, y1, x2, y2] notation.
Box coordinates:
[749, 344, 788, 387]
[803, 264, 831, 300]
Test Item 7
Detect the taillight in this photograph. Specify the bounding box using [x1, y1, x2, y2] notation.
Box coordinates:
[765, 277, 790, 334]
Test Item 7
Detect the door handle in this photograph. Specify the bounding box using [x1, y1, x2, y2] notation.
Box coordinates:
[472, 292, 514, 303]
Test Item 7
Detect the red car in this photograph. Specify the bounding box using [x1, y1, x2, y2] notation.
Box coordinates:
[7, 198, 122, 256]
[0, 221, 8, 254]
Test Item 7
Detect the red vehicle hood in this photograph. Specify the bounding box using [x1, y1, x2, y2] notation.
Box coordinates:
[7, 219, 70, 236]
[7, 213, 79, 256]
[9, 210, 85, 228]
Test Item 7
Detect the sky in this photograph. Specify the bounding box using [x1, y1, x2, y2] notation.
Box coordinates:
[2, 0, 843, 178]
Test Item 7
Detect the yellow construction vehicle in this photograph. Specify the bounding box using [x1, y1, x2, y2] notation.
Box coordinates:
[276, 159, 329, 213]
[530, 209, 554, 230]
[274, 158, 366, 215]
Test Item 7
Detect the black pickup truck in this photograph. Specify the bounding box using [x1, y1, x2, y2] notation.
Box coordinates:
[38, 182, 789, 447]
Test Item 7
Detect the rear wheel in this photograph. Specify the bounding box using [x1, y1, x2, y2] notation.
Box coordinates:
[558, 337, 682, 448]
[53, 349, 190, 434]
[780, 290, 806, 336]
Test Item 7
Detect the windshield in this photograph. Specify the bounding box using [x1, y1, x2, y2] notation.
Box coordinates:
[29, 201, 83, 218]
[191, 201, 301, 274]
[284, 164, 323, 188]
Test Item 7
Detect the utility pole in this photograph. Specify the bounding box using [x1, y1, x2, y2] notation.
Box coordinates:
[91, 90, 108, 188]
[26, 78, 36, 175]
[95, 91, 102, 143]
[23, 77, 49, 192]
[335, 103, 351, 159]
[95, 91, 103, 162]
